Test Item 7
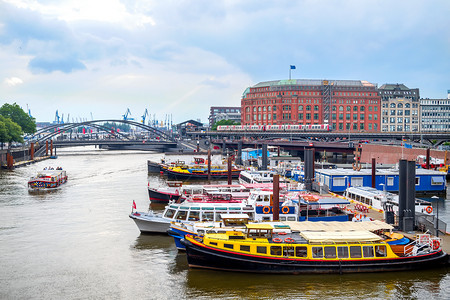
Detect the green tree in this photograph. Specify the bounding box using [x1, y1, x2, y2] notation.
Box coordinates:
[0, 115, 23, 147]
[0, 103, 36, 134]
[212, 119, 240, 131]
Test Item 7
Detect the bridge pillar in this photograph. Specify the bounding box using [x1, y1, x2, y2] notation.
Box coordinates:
[46, 141, 49, 156]
[261, 144, 268, 170]
[30, 143, 34, 160]
[50, 140, 53, 156]
[235, 141, 243, 166]
[6, 151, 14, 170]
[227, 155, 232, 185]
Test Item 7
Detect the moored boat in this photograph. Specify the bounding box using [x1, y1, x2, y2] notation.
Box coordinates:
[165, 165, 243, 180]
[344, 186, 434, 216]
[148, 181, 183, 203]
[28, 168, 68, 191]
[181, 222, 448, 274]
[129, 189, 299, 234]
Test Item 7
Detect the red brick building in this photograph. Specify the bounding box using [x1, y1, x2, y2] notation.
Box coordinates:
[241, 79, 381, 132]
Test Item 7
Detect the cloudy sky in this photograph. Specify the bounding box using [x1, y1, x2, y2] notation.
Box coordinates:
[1, 0, 449, 124]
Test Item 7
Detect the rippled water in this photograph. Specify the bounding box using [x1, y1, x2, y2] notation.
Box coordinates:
[0, 146, 449, 299]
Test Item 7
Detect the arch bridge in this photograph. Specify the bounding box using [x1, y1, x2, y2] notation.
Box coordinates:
[26, 120, 177, 156]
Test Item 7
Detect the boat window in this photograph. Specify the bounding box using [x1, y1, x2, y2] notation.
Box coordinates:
[224, 243, 234, 249]
[312, 247, 324, 258]
[201, 212, 214, 221]
[375, 245, 387, 257]
[209, 241, 217, 246]
[387, 177, 394, 186]
[188, 211, 200, 221]
[215, 213, 223, 221]
[175, 210, 188, 220]
[363, 246, 374, 258]
[164, 209, 176, 219]
[287, 216, 296, 221]
[295, 246, 307, 258]
[283, 246, 295, 257]
[197, 230, 205, 235]
[337, 246, 349, 258]
[257, 246, 267, 254]
[350, 246, 362, 258]
[270, 246, 282, 256]
[324, 246, 337, 258]
[279, 216, 287, 221]
[240, 245, 251, 252]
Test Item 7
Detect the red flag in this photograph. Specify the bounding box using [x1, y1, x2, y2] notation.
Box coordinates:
[132, 200, 136, 209]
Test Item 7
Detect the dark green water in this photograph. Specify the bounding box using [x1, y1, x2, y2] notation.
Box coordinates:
[0, 146, 449, 299]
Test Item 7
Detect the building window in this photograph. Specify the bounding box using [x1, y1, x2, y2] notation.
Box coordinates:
[353, 106, 358, 111]
[360, 106, 365, 111]
[306, 113, 311, 120]
[360, 114, 365, 120]
[314, 113, 319, 120]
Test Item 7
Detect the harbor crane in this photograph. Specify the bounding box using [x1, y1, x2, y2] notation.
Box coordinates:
[122, 108, 134, 121]
[54, 110, 61, 124]
[141, 109, 149, 124]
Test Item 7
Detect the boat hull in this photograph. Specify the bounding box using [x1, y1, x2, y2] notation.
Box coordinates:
[129, 213, 171, 234]
[148, 188, 182, 203]
[181, 239, 448, 274]
[165, 169, 241, 180]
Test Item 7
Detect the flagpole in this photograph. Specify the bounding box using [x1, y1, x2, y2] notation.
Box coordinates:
[289, 67, 291, 80]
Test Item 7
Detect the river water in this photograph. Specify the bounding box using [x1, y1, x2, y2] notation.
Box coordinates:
[1, 146, 449, 299]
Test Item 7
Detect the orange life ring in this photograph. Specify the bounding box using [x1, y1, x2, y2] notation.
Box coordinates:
[262, 206, 270, 214]
[284, 238, 295, 243]
[278, 232, 287, 235]
[432, 240, 440, 250]
[273, 238, 282, 243]
[281, 206, 289, 214]
[425, 206, 433, 214]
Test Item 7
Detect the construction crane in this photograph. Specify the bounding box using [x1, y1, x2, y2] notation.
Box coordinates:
[54, 110, 61, 124]
[122, 108, 134, 121]
[141, 109, 149, 124]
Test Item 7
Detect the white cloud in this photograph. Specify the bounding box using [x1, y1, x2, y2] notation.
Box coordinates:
[4, 76, 23, 86]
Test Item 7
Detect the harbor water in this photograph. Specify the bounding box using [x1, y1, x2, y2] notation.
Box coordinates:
[1, 146, 450, 299]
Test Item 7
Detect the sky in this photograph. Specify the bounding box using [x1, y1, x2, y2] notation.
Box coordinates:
[1, 0, 449, 124]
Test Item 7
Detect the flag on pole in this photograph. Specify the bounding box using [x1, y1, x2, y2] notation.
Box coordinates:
[132, 200, 136, 209]
[290, 65, 296, 69]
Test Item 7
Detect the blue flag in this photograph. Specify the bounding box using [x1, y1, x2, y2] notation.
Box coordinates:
[290, 65, 296, 69]
[404, 143, 412, 149]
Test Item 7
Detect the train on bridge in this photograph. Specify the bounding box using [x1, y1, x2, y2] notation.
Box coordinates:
[217, 124, 330, 132]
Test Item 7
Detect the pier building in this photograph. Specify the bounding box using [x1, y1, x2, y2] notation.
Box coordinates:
[240, 79, 381, 132]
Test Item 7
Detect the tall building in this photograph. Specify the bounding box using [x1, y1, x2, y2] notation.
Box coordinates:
[420, 97, 450, 132]
[379, 84, 420, 132]
[208, 106, 241, 128]
[241, 79, 380, 132]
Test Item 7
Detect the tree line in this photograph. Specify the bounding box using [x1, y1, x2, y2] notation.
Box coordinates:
[0, 103, 36, 148]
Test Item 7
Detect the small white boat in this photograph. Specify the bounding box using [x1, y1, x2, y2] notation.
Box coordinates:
[344, 186, 434, 216]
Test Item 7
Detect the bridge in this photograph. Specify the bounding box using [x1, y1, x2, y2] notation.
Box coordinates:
[187, 130, 450, 147]
[1, 119, 187, 159]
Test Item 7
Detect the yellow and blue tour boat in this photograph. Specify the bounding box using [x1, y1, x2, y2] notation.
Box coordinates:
[181, 221, 448, 274]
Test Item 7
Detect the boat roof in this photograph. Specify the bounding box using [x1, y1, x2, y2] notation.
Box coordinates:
[299, 196, 350, 205]
[245, 223, 274, 230]
[220, 213, 249, 219]
[300, 230, 382, 243]
[315, 168, 446, 176]
[283, 220, 394, 232]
